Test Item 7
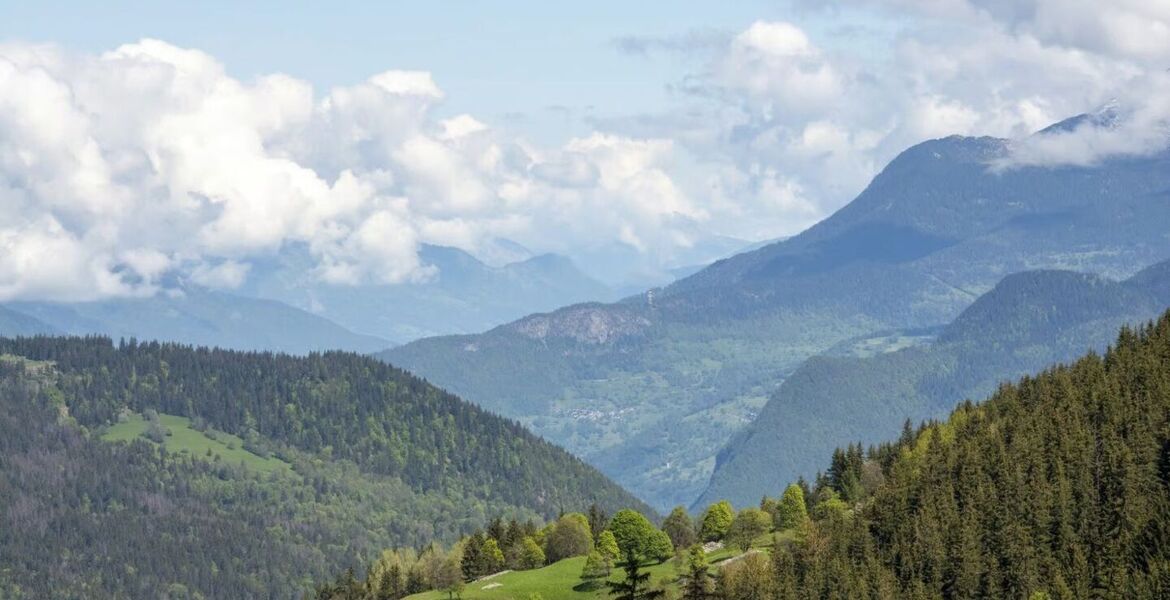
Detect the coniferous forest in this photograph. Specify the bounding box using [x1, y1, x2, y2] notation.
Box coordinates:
[0, 337, 648, 598]
[314, 312, 1170, 599]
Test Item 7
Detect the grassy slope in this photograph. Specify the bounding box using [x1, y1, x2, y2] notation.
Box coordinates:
[405, 532, 793, 600]
[102, 413, 293, 475]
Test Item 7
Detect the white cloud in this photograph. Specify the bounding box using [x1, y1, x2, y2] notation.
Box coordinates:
[189, 259, 250, 289]
[809, 0, 1170, 62]
[601, 5, 1166, 235]
[1000, 74, 1170, 168]
[2, 6, 1167, 302]
[0, 39, 733, 300]
[716, 21, 843, 118]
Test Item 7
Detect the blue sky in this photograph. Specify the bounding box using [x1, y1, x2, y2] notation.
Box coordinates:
[0, 0, 1166, 298]
[2, 1, 796, 141]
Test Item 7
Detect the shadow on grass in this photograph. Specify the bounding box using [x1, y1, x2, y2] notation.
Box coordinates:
[573, 580, 606, 592]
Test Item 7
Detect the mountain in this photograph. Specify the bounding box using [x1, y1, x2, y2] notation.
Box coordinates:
[763, 310, 1170, 597]
[382, 122, 1170, 510]
[0, 337, 649, 599]
[241, 243, 617, 343]
[698, 260, 1170, 508]
[0, 306, 56, 337]
[6, 285, 389, 355]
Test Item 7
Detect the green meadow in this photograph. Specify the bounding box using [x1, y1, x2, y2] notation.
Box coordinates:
[102, 412, 293, 475]
[406, 532, 791, 600]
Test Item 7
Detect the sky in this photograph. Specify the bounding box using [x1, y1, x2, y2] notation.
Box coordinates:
[0, 0, 1168, 299]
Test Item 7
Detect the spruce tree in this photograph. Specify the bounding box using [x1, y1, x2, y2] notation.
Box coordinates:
[606, 549, 665, 600]
[680, 545, 714, 600]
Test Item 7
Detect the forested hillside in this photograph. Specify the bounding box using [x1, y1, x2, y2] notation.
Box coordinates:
[0, 338, 647, 598]
[384, 127, 1170, 509]
[761, 310, 1170, 598]
[314, 311, 1170, 600]
[700, 260, 1170, 507]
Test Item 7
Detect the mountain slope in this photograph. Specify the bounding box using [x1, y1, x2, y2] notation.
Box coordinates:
[242, 244, 617, 343]
[698, 260, 1170, 507]
[0, 306, 56, 337]
[7, 286, 389, 355]
[383, 125, 1170, 509]
[0, 337, 648, 598]
[767, 310, 1170, 598]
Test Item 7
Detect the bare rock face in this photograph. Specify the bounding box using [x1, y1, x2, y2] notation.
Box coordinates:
[509, 304, 651, 344]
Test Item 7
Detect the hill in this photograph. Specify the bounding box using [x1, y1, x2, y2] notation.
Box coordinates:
[5, 285, 390, 355]
[759, 310, 1170, 597]
[698, 261, 1170, 507]
[0, 338, 648, 598]
[242, 243, 618, 343]
[382, 122, 1170, 509]
[311, 309, 1170, 600]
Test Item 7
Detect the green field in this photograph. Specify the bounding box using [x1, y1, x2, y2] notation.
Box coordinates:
[406, 532, 790, 600]
[102, 412, 293, 475]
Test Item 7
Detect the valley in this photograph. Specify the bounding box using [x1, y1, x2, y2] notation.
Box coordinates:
[384, 127, 1170, 510]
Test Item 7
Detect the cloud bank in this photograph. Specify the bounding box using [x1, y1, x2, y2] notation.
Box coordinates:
[1, 1, 1167, 301]
[0, 39, 727, 300]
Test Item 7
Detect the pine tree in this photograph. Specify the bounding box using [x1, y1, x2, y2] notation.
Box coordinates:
[662, 506, 697, 550]
[588, 503, 610, 538]
[606, 549, 665, 600]
[680, 545, 714, 600]
[461, 531, 485, 581]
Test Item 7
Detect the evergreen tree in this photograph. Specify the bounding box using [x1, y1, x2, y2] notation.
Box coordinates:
[588, 503, 610, 538]
[662, 506, 697, 550]
[606, 549, 665, 600]
[679, 545, 714, 600]
[461, 531, 485, 580]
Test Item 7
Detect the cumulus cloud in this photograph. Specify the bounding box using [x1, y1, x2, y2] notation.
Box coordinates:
[0, 39, 728, 300]
[1000, 74, 1170, 168]
[3, 5, 1167, 302]
[600, 4, 1167, 232]
[835, 0, 1170, 62]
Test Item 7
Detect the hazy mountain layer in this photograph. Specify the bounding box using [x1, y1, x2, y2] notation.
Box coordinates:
[698, 260, 1170, 507]
[384, 122, 1170, 509]
[6, 286, 390, 355]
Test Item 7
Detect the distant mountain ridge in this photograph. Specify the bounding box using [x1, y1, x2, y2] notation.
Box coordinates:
[384, 117, 1170, 509]
[0, 306, 57, 337]
[4, 286, 390, 355]
[242, 243, 619, 343]
[697, 259, 1170, 508]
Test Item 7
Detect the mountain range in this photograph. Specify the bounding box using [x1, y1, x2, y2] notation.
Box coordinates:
[240, 243, 620, 343]
[382, 117, 1170, 509]
[3, 286, 391, 355]
[697, 259, 1170, 508]
[0, 243, 628, 355]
